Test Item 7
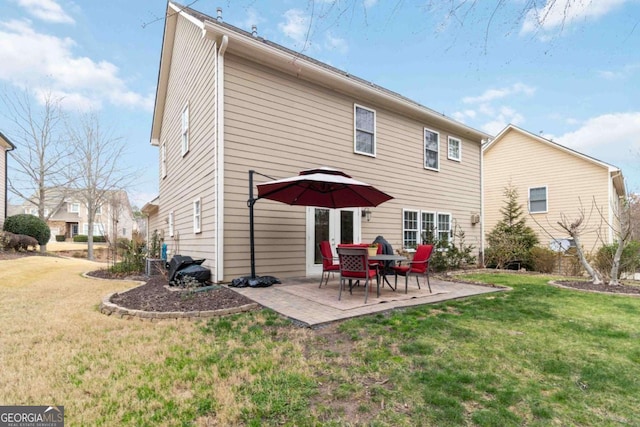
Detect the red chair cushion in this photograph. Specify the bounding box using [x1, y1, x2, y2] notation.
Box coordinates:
[325, 264, 340, 272]
[341, 269, 378, 279]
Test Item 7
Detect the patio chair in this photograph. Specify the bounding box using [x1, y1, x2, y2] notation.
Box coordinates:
[337, 247, 379, 303]
[391, 244, 434, 294]
[319, 240, 340, 288]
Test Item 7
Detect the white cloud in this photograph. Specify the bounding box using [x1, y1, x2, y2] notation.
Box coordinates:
[481, 106, 525, 135]
[462, 82, 535, 104]
[324, 32, 348, 54]
[0, 19, 153, 112]
[556, 112, 640, 164]
[364, 0, 378, 8]
[521, 0, 628, 38]
[598, 63, 640, 80]
[15, 0, 74, 24]
[278, 9, 312, 49]
[241, 7, 266, 33]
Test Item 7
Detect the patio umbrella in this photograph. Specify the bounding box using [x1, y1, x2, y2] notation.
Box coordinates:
[244, 167, 393, 280]
[256, 167, 393, 208]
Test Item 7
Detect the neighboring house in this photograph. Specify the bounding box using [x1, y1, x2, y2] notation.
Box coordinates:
[146, 2, 490, 283]
[20, 187, 136, 242]
[483, 124, 626, 254]
[0, 131, 16, 229]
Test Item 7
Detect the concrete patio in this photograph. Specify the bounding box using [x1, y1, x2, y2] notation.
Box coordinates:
[230, 275, 506, 327]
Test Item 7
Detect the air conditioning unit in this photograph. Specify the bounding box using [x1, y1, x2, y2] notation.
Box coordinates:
[470, 213, 480, 224]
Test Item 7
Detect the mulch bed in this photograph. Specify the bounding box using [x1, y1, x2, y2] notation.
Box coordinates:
[105, 275, 257, 312]
[554, 280, 640, 295]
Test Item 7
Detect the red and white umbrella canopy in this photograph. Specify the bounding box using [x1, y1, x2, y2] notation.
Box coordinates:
[256, 167, 393, 208]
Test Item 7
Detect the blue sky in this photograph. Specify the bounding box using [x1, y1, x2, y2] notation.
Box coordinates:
[1, 0, 639, 207]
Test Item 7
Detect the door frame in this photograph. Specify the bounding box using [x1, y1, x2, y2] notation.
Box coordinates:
[305, 207, 362, 276]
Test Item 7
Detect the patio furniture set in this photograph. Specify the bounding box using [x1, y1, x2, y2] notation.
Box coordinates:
[319, 241, 434, 303]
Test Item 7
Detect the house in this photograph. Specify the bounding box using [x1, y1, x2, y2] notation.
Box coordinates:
[0, 131, 16, 229]
[145, 2, 491, 283]
[19, 187, 136, 242]
[482, 124, 626, 254]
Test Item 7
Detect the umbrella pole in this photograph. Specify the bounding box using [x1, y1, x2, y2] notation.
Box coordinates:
[249, 170, 257, 279]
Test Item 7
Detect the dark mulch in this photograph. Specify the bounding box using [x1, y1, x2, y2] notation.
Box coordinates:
[108, 275, 257, 312]
[555, 280, 640, 295]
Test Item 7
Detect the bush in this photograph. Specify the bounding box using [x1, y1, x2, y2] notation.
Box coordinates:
[530, 246, 558, 273]
[109, 238, 145, 274]
[3, 214, 50, 246]
[73, 235, 106, 243]
[55, 235, 65, 242]
[593, 240, 640, 279]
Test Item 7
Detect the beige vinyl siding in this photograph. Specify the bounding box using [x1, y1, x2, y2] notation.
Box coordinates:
[484, 128, 612, 253]
[155, 14, 218, 272]
[221, 53, 482, 280]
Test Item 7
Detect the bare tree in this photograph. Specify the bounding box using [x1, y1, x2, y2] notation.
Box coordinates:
[66, 113, 138, 260]
[593, 195, 632, 285]
[0, 89, 74, 252]
[556, 212, 603, 285]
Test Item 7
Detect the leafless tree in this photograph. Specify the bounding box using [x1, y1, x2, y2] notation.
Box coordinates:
[556, 212, 603, 285]
[66, 113, 138, 260]
[593, 195, 633, 285]
[0, 89, 75, 252]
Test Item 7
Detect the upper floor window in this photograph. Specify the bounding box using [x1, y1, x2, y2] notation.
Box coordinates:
[354, 104, 376, 156]
[95, 205, 102, 215]
[529, 186, 547, 213]
[181, 103, 190, 156]
[193, 198, 201, 234]
[161, 141, 167, 178]
[448, 137, 461, 162]
[424, 128, 439, 171]
[69, 203, 80, 213]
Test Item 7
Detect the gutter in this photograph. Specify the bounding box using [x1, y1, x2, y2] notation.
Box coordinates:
[215, 35, 229, 283]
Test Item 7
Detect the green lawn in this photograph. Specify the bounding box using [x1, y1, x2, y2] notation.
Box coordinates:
[122, 273, 640, 426]
[3, 265, 639, 426]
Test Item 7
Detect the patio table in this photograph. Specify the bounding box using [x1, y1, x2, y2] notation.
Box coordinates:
[369, 254, 407, 290]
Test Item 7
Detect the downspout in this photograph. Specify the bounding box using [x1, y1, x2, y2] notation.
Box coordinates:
[480, 138, 488, 266]
[215, 35, 228, 283]
[4, 143, 15, 224]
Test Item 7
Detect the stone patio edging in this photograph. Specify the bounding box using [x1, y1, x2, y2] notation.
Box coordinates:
[85, 271, 259, 321]
[99, 292, 259, 321]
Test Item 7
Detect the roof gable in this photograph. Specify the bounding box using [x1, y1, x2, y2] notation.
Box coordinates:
[484, 124, 625, 197]
[0, 131, 16, 150]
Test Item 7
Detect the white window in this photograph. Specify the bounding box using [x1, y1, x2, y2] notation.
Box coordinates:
[95, 205, 102, 215]
[82, 223, 104, 235]
[448, 136, 461, 162]
[402, 209, 419, 248]
[168, 211, 174, 237]
[193, 198, 201, 234]
[161, 141, 167, 178]
[424, 128, 439, 171]
[122, 228, 126, 236]
[181, 103, 190, 156]
[529, 186, 547, 213]
[354, 104, 376, 156]
[437, 213, 452, 242]
[69, 203, 80, 213]
[402, 209, 452, 248]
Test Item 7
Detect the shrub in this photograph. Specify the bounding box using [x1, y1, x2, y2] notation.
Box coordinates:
[109, 237, 145, 274]
[73, 235, 106, 243]
[422, 226, 476, 272]
[530, 246, 558, 274]
[593, 240, 640, 279]
[3, 214, 50, 246]
[55, 235, 65, 242]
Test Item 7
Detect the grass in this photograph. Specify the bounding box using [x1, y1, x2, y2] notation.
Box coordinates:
[1, 258, 639, 426]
